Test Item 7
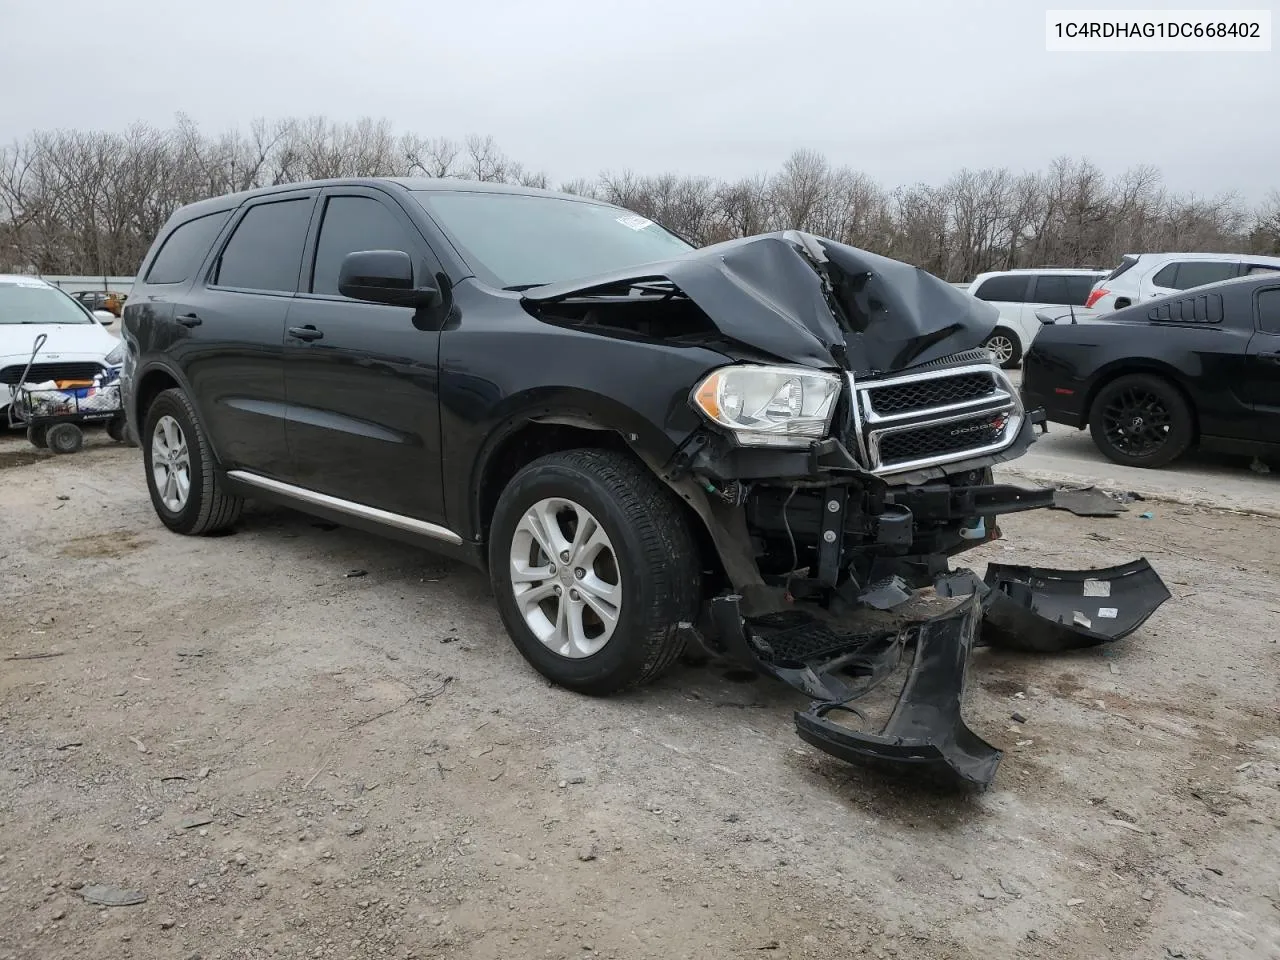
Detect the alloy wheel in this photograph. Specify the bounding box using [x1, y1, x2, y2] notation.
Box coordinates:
[508, 497, 623, 658]
[985, 334, 1015, 365]
[1101, 387, 1171, 458]
[151, 414, 191, 512]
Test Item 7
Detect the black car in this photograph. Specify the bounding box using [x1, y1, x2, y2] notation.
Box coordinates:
[1021, 274, 1280, 468]
[119, 178, 1168, 788]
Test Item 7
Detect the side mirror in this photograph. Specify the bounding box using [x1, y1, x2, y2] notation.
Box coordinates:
[93, 309, 116, 326]
[338, 250, 439, 308]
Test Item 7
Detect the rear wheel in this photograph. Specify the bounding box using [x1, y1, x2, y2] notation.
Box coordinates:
[984, 328, 1022, 369]
[46, 423, 84, 454]
[142, 388, 243, 534]
[488, 449, 701, 696]
[26, 424, 48, 449]
[1088, 373, 1193, 468]
[106, 416, 127, 443]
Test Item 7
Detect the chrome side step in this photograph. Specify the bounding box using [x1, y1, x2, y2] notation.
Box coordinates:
[226, 471, 463, 545]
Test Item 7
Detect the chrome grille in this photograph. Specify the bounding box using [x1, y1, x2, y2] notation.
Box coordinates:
[877, 412, 1012, 468]
[848, 362, 1022, 475]
[867, 372, 996, 416]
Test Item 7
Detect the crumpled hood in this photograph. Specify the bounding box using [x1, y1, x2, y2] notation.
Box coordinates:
[522, 231, 998, 375]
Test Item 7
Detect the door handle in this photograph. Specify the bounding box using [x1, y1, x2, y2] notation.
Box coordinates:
[176, 313, 202, 328]
[288, 325, 324, 342]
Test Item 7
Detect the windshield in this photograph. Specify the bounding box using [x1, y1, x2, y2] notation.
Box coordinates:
[413, 190, 695, 289]
[0, 281, 94, 325]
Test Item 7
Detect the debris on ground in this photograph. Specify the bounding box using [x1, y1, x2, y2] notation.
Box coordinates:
[1052, 485, 1127, 517]
[1250, 457, 1270, 475]
[79, 885, 148, 907]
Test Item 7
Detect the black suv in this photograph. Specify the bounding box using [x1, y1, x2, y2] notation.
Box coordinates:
[122, 178, 1166, 787]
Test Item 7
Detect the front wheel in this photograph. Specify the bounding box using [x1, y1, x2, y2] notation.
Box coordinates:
[1088, 373, 1193, 468]
[142, 388, 243, 534]
[984, 328, 1022, 369]
[488, 449, 702, 696]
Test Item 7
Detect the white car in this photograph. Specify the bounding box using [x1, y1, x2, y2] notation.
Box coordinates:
[1085, 252, 1280, 313]
[1, 275, 124, 418]
[966, 268, 1107, 368]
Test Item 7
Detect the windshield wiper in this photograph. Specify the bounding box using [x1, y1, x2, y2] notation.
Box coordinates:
[504, 283, 548, 292]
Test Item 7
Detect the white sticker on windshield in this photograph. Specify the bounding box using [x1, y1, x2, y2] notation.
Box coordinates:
[1097, 607, 1118, 619]
[1083, 579, 1111, 597]
[616, 214, 653, 231]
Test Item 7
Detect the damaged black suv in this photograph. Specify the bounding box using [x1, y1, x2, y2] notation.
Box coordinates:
[121, 179, 1170, 789]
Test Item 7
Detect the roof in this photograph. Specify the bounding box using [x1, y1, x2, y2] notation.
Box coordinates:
[167, 177, 605, 223]
[0, 274, 53, 286]
[1125, 251, 1280, 264]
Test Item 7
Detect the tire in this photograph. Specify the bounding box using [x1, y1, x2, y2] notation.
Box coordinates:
[106, 416, 127, 443]
[983, 328, 1022, 369]
[142, 388, 243, 535]
[1088, 373, 1193, 469]
[488, 449, 701, 696]
[26, 424, 48, 449]
[46, 423, 84, 454]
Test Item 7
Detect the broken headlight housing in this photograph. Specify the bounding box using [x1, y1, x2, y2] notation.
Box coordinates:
[691, 364, 841, 448]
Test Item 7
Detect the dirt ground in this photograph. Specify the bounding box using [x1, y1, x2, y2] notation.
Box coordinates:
[1, 430, 1277, 960]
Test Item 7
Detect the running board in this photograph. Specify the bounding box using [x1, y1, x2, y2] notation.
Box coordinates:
[225, 471, 463, 545]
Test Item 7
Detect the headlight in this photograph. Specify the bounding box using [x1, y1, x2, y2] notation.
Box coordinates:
[691, 364, 841, 448]
[105, 343, 124, 365]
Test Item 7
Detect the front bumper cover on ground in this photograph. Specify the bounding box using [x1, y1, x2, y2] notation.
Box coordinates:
[713, 557, 1170, 789]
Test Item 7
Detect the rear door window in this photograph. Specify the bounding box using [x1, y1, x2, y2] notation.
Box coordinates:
[1245, 264, 1280, 276]
[1064, 275, 1098, 305]
[973, 275, 1030, 303]
[1155, 260, 1240, 291]
[145, 211, 231, 285]
[1029, 274, 1091, 305]
[1258, 289, 1280, 334]
[1174, 260, 1239, 290]
[213, 198, 314, 293]
[310, 196, 415, 297]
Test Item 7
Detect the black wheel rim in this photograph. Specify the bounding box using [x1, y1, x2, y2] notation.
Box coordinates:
[1102, 388, 1172, 457]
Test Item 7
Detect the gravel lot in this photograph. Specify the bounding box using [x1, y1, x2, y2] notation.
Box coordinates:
[1, 429, 1278, 960]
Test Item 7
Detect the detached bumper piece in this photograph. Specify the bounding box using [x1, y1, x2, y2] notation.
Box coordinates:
[712, 558, 1170, 791]
[980, 558, 1171, 652]
[795, 597, 1001, 788]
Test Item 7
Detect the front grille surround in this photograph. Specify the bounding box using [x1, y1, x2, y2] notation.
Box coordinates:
[847, 362, 1022, 475]
[0, 362, 108, 386]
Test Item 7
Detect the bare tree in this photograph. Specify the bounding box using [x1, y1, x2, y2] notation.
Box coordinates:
[0, 116, 1272, 279]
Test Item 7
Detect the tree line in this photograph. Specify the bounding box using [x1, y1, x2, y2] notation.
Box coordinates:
[2, 114, 1277, 281]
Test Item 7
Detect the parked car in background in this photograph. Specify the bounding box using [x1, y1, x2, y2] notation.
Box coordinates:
[1022, 273, 1280, 468]
[1085, 252, 1280, 313]
[1, 275, 124, 418]
[966, 268, 1106, 368]
[71, 289, 129, 318]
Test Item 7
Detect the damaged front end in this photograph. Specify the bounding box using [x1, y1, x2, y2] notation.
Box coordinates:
[525, 231, 1172, 789]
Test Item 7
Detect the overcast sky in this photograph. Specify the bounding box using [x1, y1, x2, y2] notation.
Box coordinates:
[3, 0, 1277, 201]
